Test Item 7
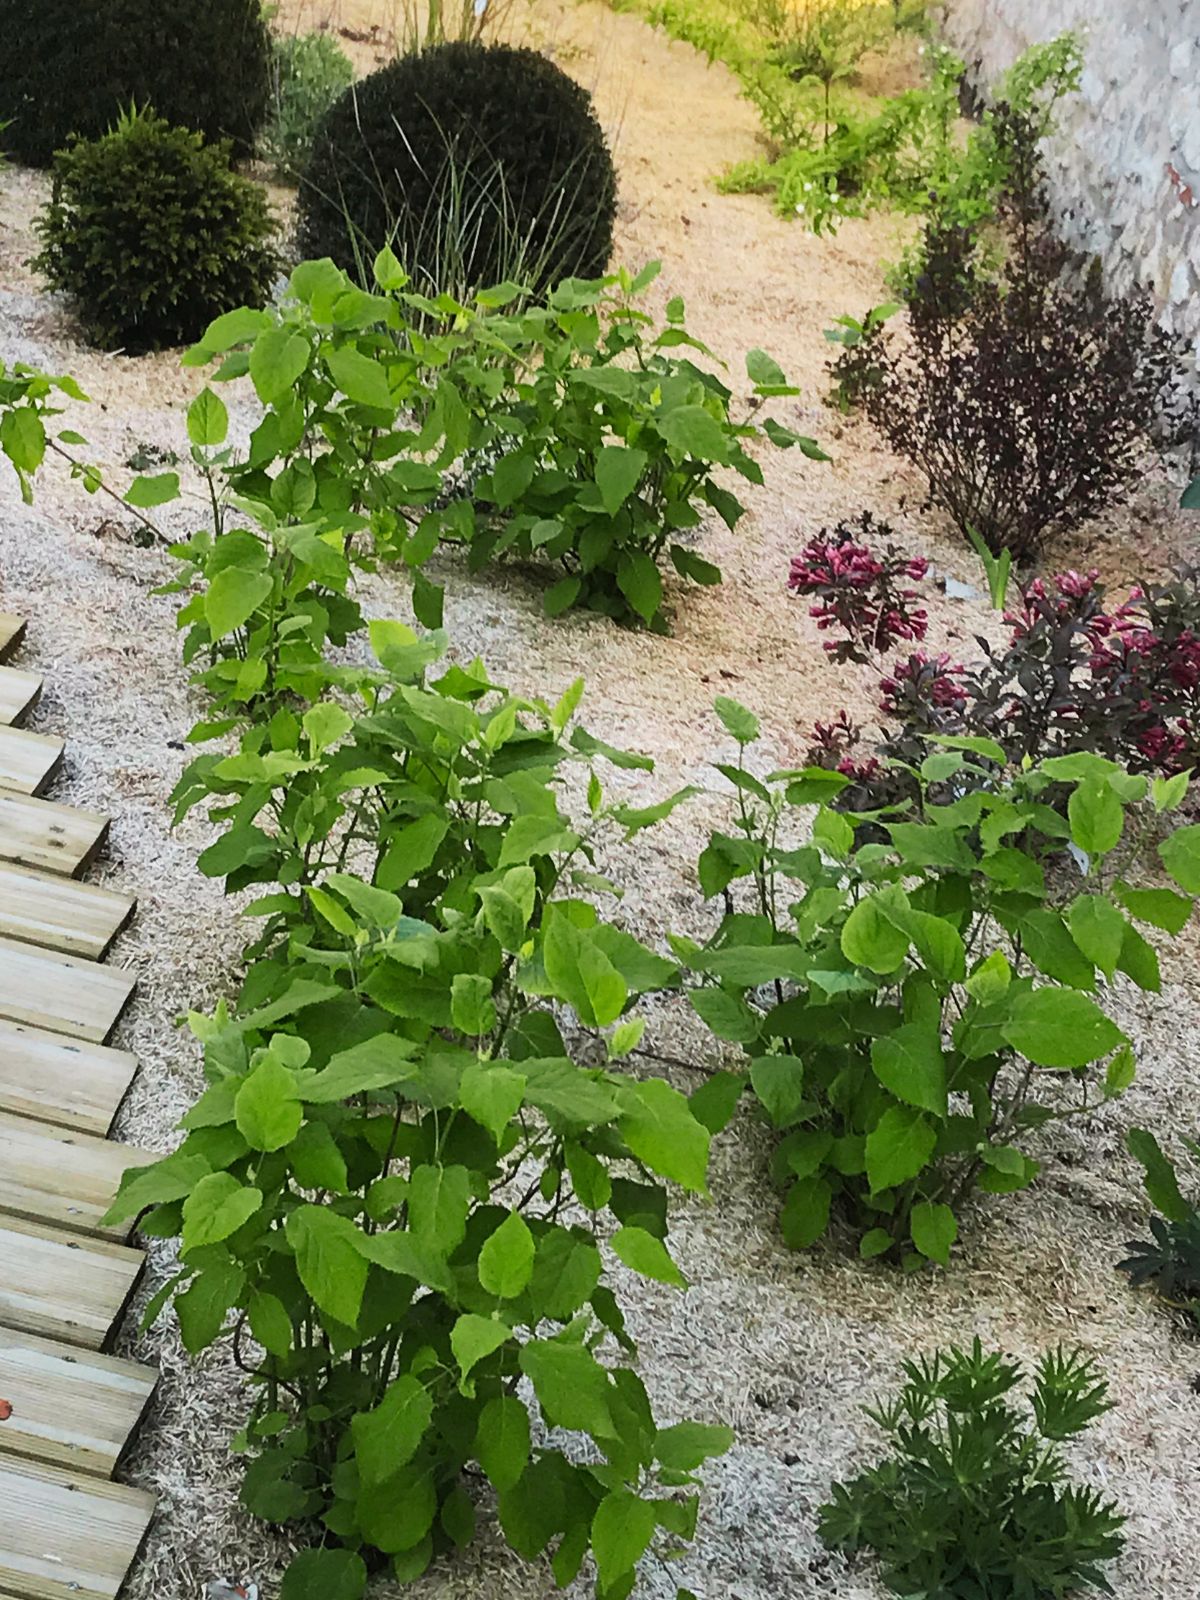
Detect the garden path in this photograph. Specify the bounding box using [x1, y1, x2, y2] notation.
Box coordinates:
[0, 617, 157, 1600]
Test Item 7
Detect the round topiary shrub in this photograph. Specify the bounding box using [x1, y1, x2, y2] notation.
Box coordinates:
[0, 0, 271, 167]
[297, 41, 617, 294]
[32, 110, 279, 353]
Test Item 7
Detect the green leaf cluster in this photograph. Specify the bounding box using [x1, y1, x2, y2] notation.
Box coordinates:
[0, 361, 86, 503]
[1118, 1128, 1200, 1334]
[819, 1339, 1125, 1598]
[686, 708, 1196, 1264]
[177, 254, 815, 634]
[115, 514, 723, 1593]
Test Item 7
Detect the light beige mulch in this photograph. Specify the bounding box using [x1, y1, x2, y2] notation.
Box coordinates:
[1, 3, 1198, 1595]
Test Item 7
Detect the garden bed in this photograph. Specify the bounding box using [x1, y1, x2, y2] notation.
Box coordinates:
[1, 1, 1199, 1596]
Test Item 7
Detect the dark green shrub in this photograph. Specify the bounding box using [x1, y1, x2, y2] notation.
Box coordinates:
[0, 0, 271, 166]
[297, 41, 617, 294]
[1120, 1129, 1200, 1333]
[820, 1340, 1125, 1598]
[262, 30, 355, 181]
[33, 110, 279, 353]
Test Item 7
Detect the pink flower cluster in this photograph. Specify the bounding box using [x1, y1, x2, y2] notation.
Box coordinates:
[805, 710, 881, 782]
[1004, 568, 1102, 637]
[879, 651, 968, 720]
[788, 515, 930, 666]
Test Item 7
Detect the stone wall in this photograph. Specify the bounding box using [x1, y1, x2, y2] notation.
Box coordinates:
[937, 0, 1200, 363]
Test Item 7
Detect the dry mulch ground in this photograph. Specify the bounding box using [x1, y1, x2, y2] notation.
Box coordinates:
[1, 4, 1199, 1596]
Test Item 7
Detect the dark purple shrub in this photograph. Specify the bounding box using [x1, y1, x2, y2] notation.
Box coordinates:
[834, 110, 1176, 560]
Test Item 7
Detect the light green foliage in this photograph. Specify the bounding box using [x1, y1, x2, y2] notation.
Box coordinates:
[450, 262, 821, 628]
[626, 0, 953, 230]
[819, 1340, 1125, 1596]
[111, 453, 725, 1590]
[0, 362, 88, 502]
[261, 30, 355, 180]
[885, 32, 1082, 298]
[179, 254, 814, 632]
[685, 712, 1197, 1264]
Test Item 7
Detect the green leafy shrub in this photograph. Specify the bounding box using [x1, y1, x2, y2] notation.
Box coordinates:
[819, 1339, 1125, 1598]
[719, 52, 962, 232]
[682, 703, 1199, 1263]
[182, 255, 816, 632]
[262, 30, 354, 181]
[0, 0, 270, 166]
[632, 0, 953, 231]
[883, 33, 1082, 300]
[450, 264, 822, 628]
[823, 301, 899, 409]
[32, 109, 279, 353]
[111, 380, 725, 1593]
[1119, 1129, 1200, 1333]
[298, 42, 617, 294]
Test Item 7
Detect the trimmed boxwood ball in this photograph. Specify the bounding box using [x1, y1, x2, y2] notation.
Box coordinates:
[0, 0, 271, 167]
[298, 42, 617, 293]
[32, 110, 279, 353]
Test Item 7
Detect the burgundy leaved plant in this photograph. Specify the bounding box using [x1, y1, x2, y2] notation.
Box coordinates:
[790, 520, 1200, 814]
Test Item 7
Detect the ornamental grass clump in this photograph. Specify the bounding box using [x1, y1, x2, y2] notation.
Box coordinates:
[262, 30, 354, 181]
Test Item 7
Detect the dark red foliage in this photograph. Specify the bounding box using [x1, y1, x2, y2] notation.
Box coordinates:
[804, 710, 882, 782]
[832, 111, 1176, 560]
[879, 651, 968, 721]
[790, 516, 1200, 815]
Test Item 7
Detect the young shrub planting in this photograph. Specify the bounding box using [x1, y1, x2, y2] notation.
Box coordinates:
[298, 43, 617, 295]
[33, 109, 279, 353]
[638, 0, 959, 232]
[881, 33, 1083, 303]
[184, 255, 816, 632]
[823, 301, 898, 411]
[682, 698, 1199, 1263]
[843, 97, 1174, 559]
[819, 1340, 1125, 1597]
[1119, 1129, 1200, 1334]
[109, 381, 726, 1594]
[261, 30, 355, 181]
[453, 266, 822, 629]
[0, 0, 270, 166]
